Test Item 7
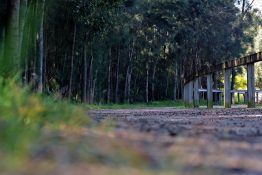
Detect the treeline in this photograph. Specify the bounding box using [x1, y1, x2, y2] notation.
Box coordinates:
[0, 0, 261, 104]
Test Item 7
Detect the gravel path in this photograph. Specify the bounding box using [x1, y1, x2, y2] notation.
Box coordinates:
[90, 108, 262, 175]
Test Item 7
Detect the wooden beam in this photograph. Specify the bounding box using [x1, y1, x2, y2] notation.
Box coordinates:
[184, 52, 262, 84]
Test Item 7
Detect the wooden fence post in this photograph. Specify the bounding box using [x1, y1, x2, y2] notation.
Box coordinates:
[207, 74, 213, 109]
[247, 63, 255, 108]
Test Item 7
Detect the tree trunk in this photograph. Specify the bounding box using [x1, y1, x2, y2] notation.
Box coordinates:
[146, 62, 149, 103]
[166, 74, 169, 98]
[180, 63, 184, 99]
[125, 65, 133, 104]
[173, 62, 178, 100]
[4, 0, 20, 75]
[242, 0, 246, 13]
[1, 29, 5, 63]
[124, 68, 129, 102]
[127, 69, 132, 104]
[19, 0, 27, 57]
[20, 0, 28, 84]
[151, 60, 158, 101]
[83, 45, 88, 103]
[68, 23, 76, 98]
[107, 48, 112, 104]
[91, 70, 98, 104]
[125, 42, 134, 103]
[37, 0, 45, 93]
[115, 45, 120, 103]
[88, 48, 94, 103]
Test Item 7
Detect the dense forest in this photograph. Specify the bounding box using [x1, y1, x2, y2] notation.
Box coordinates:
[0, 0, 261, 104]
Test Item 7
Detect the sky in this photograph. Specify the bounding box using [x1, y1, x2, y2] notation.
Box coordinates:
[253, 0, 262, 11]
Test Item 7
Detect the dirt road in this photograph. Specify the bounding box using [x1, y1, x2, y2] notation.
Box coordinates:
[90, 108, 262, 175]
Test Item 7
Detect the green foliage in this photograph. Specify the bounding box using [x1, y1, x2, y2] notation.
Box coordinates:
[0, 77, 89, 170]
[235, 73, 247, 89]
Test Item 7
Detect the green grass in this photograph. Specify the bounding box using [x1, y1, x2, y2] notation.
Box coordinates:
[86, 100, 185, 110]
[0, 78, 89, 170]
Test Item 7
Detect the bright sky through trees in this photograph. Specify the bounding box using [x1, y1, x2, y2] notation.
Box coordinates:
[253, 0, 262, 11]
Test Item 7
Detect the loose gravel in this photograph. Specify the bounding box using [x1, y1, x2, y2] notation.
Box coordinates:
[90, 108, 262, 175]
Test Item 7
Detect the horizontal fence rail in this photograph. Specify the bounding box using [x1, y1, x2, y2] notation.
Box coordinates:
[185, 52, 262, 84]
[198, 89, 262, 93]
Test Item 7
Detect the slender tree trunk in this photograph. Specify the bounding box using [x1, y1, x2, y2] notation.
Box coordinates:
[125, 42, 135, 103]
[62, 53, 67, 73]
[125, 66, 133, 104]
[115, 45, 120, 103]
[173, 62, 178, 100]
[1, 29, 5, 62]
[180, 61, 184, 99]
[166, 74, 169, 98]
[146, 62, 149, 103]
[37, 0, 45, 93]
[24, 21, 32, 84]
[107, 48, 112, 104]
[20, 0, 28, 84]
[152, 60, 158, 101]
[125, 45, 134, 103]
[4, 0, 20, 75]
[242, 0, 246, 13]
[124, 69, 128, 102]
[19, 0, 27, 57]
[88, 48, 94, 103]
[68, 23, 76, 98]
[83, 45, 88, 103]
[33, 38, 37, 87]
[127, 69, 132, 104]
[173, 78, 177, 100]
[230, 0, 246, 94]
[91, 70, 98, 104]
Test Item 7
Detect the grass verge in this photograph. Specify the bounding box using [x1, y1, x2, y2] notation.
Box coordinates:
[86, 100, 185, 110]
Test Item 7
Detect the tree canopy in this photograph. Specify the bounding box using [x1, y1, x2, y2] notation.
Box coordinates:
[0, 0, 261, 103]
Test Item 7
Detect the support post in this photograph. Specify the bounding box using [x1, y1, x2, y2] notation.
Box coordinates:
[244, 92, 248, 103]
[193, 78, 199, 108]
[219, 92, 222, 105]
[232, 92, 235, 105]
[256, 92, 259, 103]
[183, 83, 188, 106]
[207, 74, 213, 109]
[224, 69, 231, 108]
[184, 82, 194, 108]
[247, 63, 255, 108]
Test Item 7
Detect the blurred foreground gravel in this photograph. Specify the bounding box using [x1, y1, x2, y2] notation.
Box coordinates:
[90, 108, 262, 175]
[4, 108, 262, 175]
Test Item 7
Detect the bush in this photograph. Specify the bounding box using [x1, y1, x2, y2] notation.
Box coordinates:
[0, 77, 89, 170]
